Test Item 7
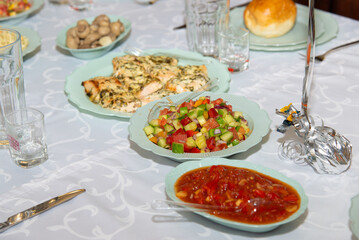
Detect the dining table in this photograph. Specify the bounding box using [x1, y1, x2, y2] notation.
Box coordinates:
[0, 0, 358, 239]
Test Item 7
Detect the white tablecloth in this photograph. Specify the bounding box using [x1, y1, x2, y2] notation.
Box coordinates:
[0, 0, 359, 239]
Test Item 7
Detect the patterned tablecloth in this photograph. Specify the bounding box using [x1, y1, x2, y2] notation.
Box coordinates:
[0, 0, 359, 239]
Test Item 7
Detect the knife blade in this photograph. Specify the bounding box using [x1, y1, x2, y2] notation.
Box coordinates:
[173, 1, 250, 30]
[0, 189, 85, 233]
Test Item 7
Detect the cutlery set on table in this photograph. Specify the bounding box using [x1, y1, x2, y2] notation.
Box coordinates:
[0, 0, 358, 238]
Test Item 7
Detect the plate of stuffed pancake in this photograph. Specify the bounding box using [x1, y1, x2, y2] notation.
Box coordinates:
[65, 49, 231, 119]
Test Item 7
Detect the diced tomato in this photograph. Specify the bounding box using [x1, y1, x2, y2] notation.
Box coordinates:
[206, 136, 216, 150]
[183, 143, 193, 152]
[202, 98, 210, 104]
[212, 143, 227, 152]
[203, 118, 220, 130]
[173, 128, 186, 136]
[159, 108, 170, 116]
[208, 108, 219, 118]
[180, 116, 192, 126]
[190, 147, 201, 153]
[159, 117, 167, 127]
[228, 127, 239, 141]
[166, 135, 174, 146]
[172, 133, 187, 144]
[225, 104, 233, 112]
[212, 98, 224, 106]
[180, 101, 193, 110]
[186, 130, 198, 137]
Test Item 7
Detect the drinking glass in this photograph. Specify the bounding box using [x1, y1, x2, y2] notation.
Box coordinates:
[68, 0, 93, 11]
[185, 0, 226, 57]
[217, 12, 250, 72]
[0, 28, 26, 148]
[5, 108, 48, 168]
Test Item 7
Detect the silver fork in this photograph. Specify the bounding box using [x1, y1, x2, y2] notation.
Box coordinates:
[123, 46, 214, 64]
[300, 39, 359, 62]
[147, 77, 219, 123]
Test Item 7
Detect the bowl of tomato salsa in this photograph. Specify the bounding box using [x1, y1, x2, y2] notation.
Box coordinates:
[165, 157, 308, 232]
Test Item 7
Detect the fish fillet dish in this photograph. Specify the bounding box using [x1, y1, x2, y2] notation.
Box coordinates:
[82, 55, 209, 113]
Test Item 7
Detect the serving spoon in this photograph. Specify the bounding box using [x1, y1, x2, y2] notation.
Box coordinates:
[151, 198, 268, 213]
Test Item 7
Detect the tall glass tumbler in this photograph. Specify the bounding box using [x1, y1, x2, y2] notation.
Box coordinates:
[0, 29, 26, 147]
[185, 0, 226, 57]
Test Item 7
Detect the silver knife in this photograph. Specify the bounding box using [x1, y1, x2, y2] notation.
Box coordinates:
[0, 189, 86, 233]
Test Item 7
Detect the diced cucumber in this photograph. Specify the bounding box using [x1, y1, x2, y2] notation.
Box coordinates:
[197, 115, 206, 126]
[195, 135, 207, 149]
[233, 111, 243, 120]
[184, 122, 197, 131]
[173, 119, 183, 130]
[209, 128, 221, 137]
[188, 110, 197, 120]
[180, 107, 188, 116]
[143, 125, 154, 135]
[196, 108, 204, 117]
[220, 131, 233, 143]
[197, 104, 206, 110]
[149, 119, 160, 127]
[228, 121, 240, 127]
[200, 127, 208, 133]
[224, 114, 235, 124]
[232, 139, 240, 146]
[158, 138, 169, 148]
[154, 127, 164, 135]
[216, 116, 225, 126]
[206, 103, 214, 110]
[172, 142, 184, 153]
[218, 108, 228, 116]
[159, 115, 168, 120]
[164, 124, 174, 133]
[186, 137, 196, 148]
[170, 106, 176, 112]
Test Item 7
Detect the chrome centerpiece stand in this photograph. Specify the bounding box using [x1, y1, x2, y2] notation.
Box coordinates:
[276, 0, 352, 174]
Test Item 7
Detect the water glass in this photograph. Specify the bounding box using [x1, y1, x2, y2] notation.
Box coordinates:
[5, 108, 48, 168]
[217, 25, 249, 72]
[185, 0, 226, 57]
[68, 0, 93, 11]
[0, 28, 26, 148]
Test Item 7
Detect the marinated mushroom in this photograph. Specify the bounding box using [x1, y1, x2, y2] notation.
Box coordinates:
[65, 14, 125, 49]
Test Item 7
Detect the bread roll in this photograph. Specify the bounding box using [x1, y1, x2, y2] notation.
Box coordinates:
[244, 0, 297, 38]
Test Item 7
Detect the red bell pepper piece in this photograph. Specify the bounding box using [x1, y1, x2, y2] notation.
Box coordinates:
[208, 108, 219, 118]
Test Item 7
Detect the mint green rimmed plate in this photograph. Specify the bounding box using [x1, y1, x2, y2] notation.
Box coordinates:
[231, 4, 325, 47]
[65, 49, 231, 119]
[165, 157, 308, 232]
[0, 0, 44, 25]
[350, 194, 359, 238]
[56, 15, 131, 60]
[129, 92, 270, 161]
[231, 4, 338, 51]
[8, 26, 41, 57]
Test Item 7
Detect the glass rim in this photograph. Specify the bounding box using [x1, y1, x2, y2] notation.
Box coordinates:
[5, 107, 44, 126]
[0, 28, 21, 50]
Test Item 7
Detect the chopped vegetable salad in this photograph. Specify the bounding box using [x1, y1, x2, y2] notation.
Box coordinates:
[143, 96, 251, 153]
